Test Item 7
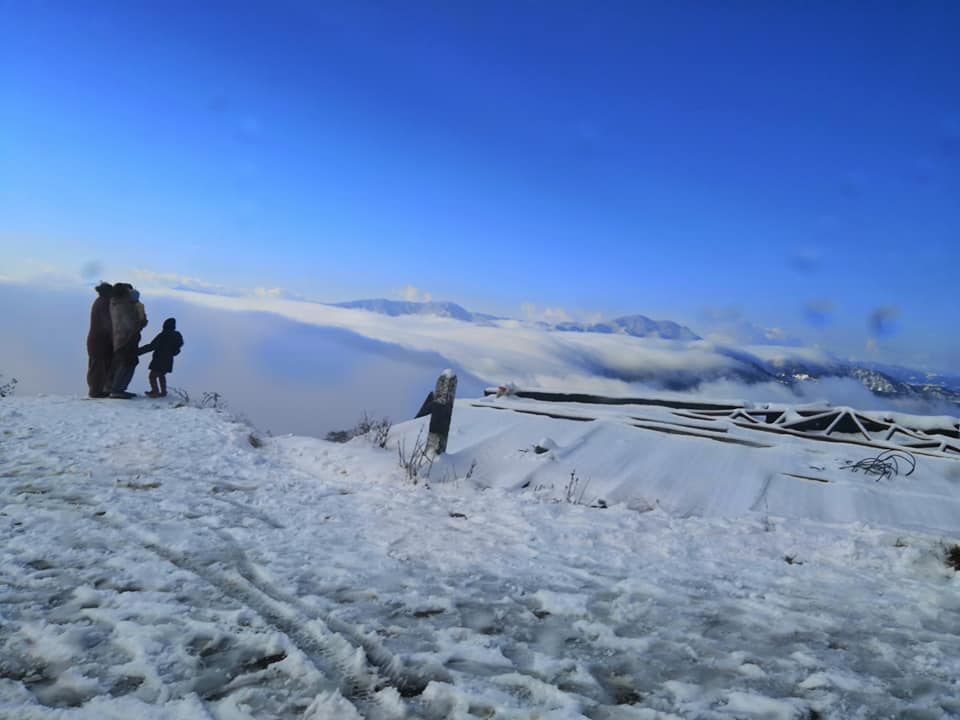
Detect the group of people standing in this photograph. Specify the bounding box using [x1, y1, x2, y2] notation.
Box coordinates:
[86, 282, 184, 399]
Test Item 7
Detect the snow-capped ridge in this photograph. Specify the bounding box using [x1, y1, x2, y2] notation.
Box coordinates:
[332, 298, 500, 323]
[332, 299, 700, 340]
[555, 314, 701, 340]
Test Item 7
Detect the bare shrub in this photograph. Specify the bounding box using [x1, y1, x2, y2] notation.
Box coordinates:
[945, 543, 960, 572]
[326, 413, 391, 447]
[358, 413, 391, 449]
[169, 387, 191, 407]
[200, 391, 226, 410]
[465, 458, 478, 481]
[325, 430, 352, 443]
[168, 388, 227, 410]
[564, 471, 592, 505]
[435, 458, 479, 486]
[531, 472, 605, 508]
[398, 428, 432, 484]
[0, 375, 17, 398]
[352, 413, 374, 435]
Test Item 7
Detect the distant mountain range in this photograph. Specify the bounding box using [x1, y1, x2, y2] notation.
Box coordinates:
[335, 299, 699, 340]
[333, 299, 500, 324]
[742, 356, 960, 407]
[333, 298, 959, 406]
[554, 315, 701, 341]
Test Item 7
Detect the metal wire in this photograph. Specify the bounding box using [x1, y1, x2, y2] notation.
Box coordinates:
[840, 449, 917, 481]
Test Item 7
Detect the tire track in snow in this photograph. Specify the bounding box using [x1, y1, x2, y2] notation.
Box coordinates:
[2, 478, 422, 717]
[209, 525, 445, 699]
[1, 431, 446, 717]
[99, 514, 439, 718]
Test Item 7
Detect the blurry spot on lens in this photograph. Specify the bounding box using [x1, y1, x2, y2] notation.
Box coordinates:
[80, 261, 103, 279]
[803, 298, 835, 327]
[787, 247, 820, 273]
[869, 306, 900, 336]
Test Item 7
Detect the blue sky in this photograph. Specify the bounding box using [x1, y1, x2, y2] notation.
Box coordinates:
[1, 1, 958, 370]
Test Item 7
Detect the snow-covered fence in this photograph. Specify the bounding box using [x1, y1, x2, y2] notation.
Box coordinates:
[483, 386, 960, 458]
[427, 370, 457, 456]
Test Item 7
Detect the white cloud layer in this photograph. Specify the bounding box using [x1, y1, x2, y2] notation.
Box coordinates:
[521, 303, 572, 323]
[400, 284, 433, 303]
[131, 269, 236, 296]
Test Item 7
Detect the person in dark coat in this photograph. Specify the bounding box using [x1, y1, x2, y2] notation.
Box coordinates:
[86, 282, 114, 398]
[108, 283, 148, 398]
[138, 318, 183, 397]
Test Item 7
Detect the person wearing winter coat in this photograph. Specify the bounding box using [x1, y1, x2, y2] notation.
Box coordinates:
[86, 282, 114, 398]
[138, 318, 183, 397]
[108, 283, 148, 398]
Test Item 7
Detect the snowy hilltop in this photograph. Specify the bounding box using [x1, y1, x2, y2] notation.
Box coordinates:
[553, 315, 700, 341]
[2, 393, 959, 718]
[332, 299, 501, 324]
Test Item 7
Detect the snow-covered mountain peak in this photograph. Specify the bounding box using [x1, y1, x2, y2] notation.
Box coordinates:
[555, 314, 701, 340]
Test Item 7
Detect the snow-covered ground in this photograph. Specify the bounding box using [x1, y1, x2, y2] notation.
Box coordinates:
[2, 395, 960, 719]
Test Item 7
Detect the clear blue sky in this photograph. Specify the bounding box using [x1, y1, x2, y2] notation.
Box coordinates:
[1, 1, 958, 369]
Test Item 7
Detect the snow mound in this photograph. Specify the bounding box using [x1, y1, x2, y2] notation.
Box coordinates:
[390, 395, 960, 535]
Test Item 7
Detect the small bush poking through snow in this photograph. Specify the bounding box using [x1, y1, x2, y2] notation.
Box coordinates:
[398, 428, 432, 484]
[945, 544, 960, 572]
[200, 391, 226, 410]
[354, 412, 391, 448]
[435, 458, 479, 486]
[325, 413, 391, 448]
[248, 433, 263, 449]
[564, 471, 592, 505]
[0, 374, 17, 398]
[532, 471, 607, 508]
[168, 388, 227, 410]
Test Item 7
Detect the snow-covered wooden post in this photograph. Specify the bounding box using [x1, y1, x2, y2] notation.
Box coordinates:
[427, 369, 457, 456]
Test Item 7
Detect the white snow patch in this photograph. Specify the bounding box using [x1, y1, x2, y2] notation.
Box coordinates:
[2, 395, 959, 718]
